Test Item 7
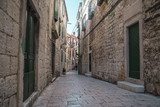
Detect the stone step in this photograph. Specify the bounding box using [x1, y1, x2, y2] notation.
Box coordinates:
[118, 81, 144, 93]
[85, 72, 92, 77]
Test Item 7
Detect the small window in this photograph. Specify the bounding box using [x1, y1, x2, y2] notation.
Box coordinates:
[62, 27, 63, 38]
[62, 4, 65, 17]
[88, 2, 95, 20]
[54, 0, 58, 22]
[61, 50, 63, 62]
[59, 22, 61, 36]
[82, 17, 86, 31]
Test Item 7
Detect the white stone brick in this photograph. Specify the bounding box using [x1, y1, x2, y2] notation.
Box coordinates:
[0, 31, 6, 54]
[0, 78, 5, 98]
[7, 0, 20, 23]
[5, 75, 17, 98]
[0, 55, 10, 77]
[6, 36, 19, 56]
[12, 22, 19, 39]
[3, 11, 14, 36]
[9, 95, 17, 107]
[9, 57, 18, 75]
[0, 9, 5, 31]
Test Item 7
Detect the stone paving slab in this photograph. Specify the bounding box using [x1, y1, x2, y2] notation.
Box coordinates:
[32, 71, 160, 107]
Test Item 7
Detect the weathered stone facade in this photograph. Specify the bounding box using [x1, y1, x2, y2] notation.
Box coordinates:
[66, 34, 78, 72]
[78, 0, 160, 96]
[0, 0, 20, 106]
[143, 0, 160, 95]
[0, 0, 68, 106]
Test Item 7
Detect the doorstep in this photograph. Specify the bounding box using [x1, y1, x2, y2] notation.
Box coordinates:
[85, 72, 92, 77]
[51, 77, 56, 83]
[23, 92, 38, 107]
[118, 81, 144, 93]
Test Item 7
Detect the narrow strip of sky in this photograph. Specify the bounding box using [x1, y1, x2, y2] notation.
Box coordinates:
[65, 0, 81, 35]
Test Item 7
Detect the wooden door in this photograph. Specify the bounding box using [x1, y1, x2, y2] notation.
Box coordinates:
[129, 23, 140, 79]
[23, 7, 35, 101]
[89, 53, 92, 72]
[52, 43, 55, 76]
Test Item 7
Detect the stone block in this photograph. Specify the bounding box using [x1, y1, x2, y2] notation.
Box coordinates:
[0, 9, 14, 35]
[146, 83, 155, 94]
[4, 75, 17, 98]
[12, 0, 20, 7]
[6, 36, 19, 56]
[118, 81, 144, 93]
[0, 0, 7, 11]
[3, 99, 9, 107]
[0, 55, 10, 77]
[12, 22, 19, 39]
[9, 95, 17, 107]
[8, 57, 18, 76]
[0, 78, 5, 98]
[7, 0, 20, 23]
[0, 31, 6, 54]
[0, 9, 5, 31]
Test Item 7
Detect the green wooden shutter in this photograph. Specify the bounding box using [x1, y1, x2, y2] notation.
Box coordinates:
[129, 23, 140, 79]
[23, 7, 35, 101]
[82, 18, 86, 31]
[62, 27, 63, 38]
[61, 50, 63, 62]
[78, 27, 80, 36]
[88, 2, 92, 20]
[54, 0, 58, 22]
[59, 22, 61, 36]
[88, 3, 95, 20]
[28, 16, 35, 96]
[91, 3, 95, 16]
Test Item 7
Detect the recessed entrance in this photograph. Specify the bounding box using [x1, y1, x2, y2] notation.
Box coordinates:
[128, 22, 140, 79]
[23, 6, 37, 101]
[89, 53, 92, 72]
[52, 43, 55, 77]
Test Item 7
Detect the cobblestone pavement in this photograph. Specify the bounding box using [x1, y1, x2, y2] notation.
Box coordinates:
[32, 71, 160, 107]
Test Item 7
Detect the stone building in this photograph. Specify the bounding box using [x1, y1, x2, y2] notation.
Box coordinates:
[66, 33, 78, 72]
[0, 0, 68, 106]
[77, 0, 160, 95]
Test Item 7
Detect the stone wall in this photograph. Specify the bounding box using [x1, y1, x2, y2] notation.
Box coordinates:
[82, 0, 126, 83]
[0, 0, 20, 106]
[143, 0, 160, 95]
[0, 0, 68, 106]
[81, 0, 160, 95]
[82, 36, 89, 74]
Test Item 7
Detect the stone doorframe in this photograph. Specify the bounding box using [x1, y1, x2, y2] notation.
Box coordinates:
[123, 0, 144, 85]
[88, 35, 92, 73]
[18, 0, 40, 106]
[124, 14, 144, 85]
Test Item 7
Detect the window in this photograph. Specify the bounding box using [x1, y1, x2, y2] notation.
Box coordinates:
[54, 0, 58, 22]
[62, 27, 63, 38]
[59, 22, 61, 36]
[77, 12, 80, 20]
[78, 27, 80, 37]
[62, 4, 65, 17]
[88, 2, 95, 20]
[61, 50, 63, 62]
[82, 17, 86, 31]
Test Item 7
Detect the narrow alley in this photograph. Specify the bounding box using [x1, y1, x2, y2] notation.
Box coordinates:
[0, 0, 160, 107]
[32, 70, 160, 107]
